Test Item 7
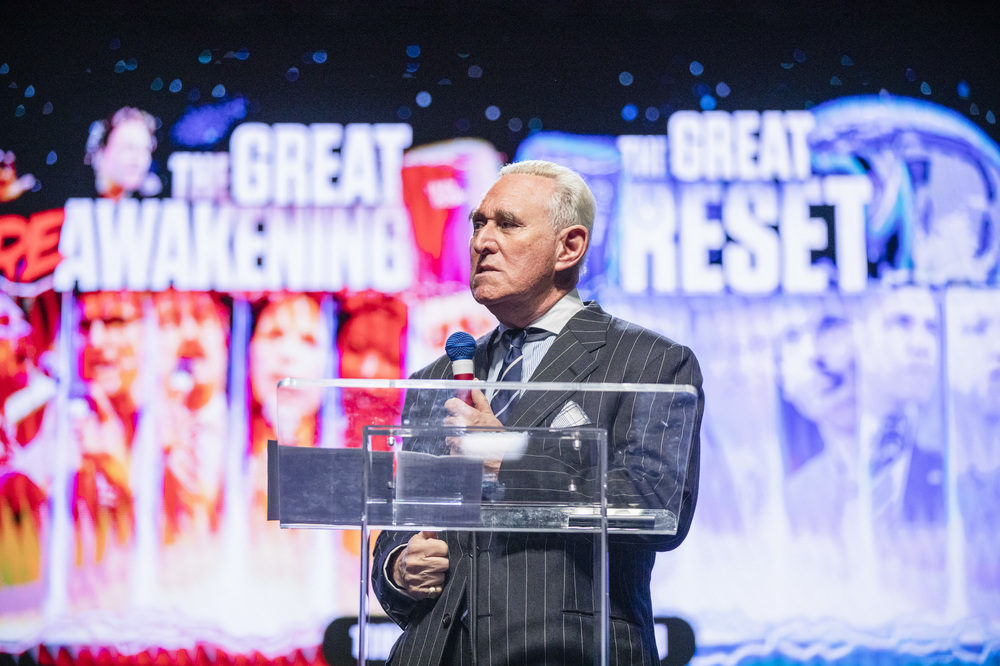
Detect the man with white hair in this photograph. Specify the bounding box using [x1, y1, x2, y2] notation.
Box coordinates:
[372, 160, 704, 665]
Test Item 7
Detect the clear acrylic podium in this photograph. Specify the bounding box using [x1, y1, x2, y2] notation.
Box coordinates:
[267, 378, 698, 666]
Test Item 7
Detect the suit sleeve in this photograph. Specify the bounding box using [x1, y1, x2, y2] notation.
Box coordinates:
[371, 529, 424, 628]
[604, 340, 704, 552]
[370, 357, 452, 628]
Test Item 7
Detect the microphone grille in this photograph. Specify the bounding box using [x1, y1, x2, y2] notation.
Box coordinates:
[445, 331, 477, 361]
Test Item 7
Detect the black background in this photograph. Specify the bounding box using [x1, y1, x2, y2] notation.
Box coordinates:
[2, 1, 998, 211]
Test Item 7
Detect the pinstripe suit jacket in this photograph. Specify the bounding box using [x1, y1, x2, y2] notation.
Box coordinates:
[372, 301, 703, 665]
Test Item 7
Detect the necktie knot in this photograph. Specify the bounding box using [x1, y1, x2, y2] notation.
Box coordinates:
[503, 328, 527, 356]
[502, 327, 549, 350]
[491, 327, 550, 423]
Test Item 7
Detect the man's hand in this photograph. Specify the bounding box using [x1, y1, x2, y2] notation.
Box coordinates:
[444, 389, 507, 475]
[443, 389, 501, 429]
[392, 531, 449, 600]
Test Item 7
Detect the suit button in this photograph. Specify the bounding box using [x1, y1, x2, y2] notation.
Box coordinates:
[442, 613, 452, 628]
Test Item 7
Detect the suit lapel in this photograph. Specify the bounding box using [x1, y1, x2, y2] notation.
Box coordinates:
[506, 302, 610, 428]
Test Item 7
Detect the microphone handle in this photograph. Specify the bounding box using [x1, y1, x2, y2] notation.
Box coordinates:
[451, 359, 475, 404]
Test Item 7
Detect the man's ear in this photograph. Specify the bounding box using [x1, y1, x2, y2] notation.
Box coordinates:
[555, 225, 589, 271]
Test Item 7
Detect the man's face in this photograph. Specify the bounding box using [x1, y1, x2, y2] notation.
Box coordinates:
[79, 294, 143, 401]
[777, 305, 857, 432]
[872, 288, 939, 406]
[911, 151, 999, 283]
[97, 119, 153, 194]
[468, 174, 564, 320]
[954, 303, 1000, 418]
[693, 305, 776, 435]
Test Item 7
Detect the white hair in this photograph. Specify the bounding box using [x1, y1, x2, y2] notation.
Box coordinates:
[499, 160, 596, 233]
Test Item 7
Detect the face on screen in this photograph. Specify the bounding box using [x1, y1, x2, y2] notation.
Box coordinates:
[870, 288, 940, 407]
[338, 302, 404, 379]
[777, 303, 857, 433]
[911, 151, 1000, 283]
[0, 295, 31, 402]
[694, 305, 774, 423]
[156, 291, 228, 410]
[95, 118, 154, 196]
[955, 303, 1000, 418]
[248, 294, 329, 413]
[78, 294, 143, 402]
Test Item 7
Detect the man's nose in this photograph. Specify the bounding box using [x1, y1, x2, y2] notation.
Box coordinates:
[471, 224, 497, 254]
[908, 327, 936, 355]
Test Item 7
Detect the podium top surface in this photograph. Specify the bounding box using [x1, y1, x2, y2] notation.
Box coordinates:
[269, 378, 700, 535]
[278, 376, 699, 395]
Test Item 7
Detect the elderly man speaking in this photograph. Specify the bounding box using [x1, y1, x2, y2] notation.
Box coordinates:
[372, 160, 704, 665]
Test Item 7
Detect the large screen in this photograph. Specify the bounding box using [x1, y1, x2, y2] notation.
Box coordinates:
[2, 5, 998, 665]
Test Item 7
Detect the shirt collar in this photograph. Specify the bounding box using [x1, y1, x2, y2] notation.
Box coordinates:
[498, 289, 584, 337]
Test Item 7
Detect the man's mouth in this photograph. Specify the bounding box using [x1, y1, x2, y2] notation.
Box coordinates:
[816, 368, 849, 394]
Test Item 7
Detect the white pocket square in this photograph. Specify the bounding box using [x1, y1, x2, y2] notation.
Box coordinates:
[550, 400, 592, 428]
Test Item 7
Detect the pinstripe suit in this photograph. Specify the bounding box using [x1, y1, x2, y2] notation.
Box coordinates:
[373, 301, 703, 665]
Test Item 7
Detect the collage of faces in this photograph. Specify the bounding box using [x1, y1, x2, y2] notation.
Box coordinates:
[2, 284, 996, 633]
[600, 286, 999, 630]
[0, 106, 505, 643]
[0, 289, 418, 633]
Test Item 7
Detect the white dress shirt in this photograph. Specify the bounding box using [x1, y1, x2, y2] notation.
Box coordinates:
[485, 289, 585, 400]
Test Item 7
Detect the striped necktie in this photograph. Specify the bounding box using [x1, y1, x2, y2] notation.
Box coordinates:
[491, 327, 549, 424]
